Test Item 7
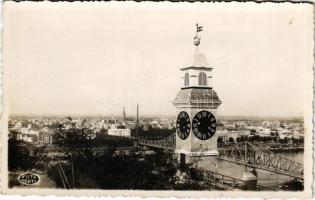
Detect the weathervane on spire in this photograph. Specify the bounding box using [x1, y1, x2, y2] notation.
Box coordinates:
[194, 23, 203, 50]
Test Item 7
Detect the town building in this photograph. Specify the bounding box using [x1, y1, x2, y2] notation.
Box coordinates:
[39, 127, 54, 144]
[108, 124, 131, 137]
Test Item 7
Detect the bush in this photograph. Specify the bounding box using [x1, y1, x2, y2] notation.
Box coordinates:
[47, 150, 181, 189]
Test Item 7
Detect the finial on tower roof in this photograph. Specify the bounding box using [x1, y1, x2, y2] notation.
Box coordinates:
[194, 23, 203, 50]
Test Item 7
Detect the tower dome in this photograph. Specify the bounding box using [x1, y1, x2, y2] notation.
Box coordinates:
[192, 50, 211, 68]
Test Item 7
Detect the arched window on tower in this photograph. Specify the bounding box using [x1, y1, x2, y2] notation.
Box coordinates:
[184, 73, 189, 86]
[198, 72, 207, 86]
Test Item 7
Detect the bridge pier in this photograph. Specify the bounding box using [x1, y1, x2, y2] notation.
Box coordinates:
[179, 153, 186, 166]
[242, 168, 258, 190]
[176, 153, 219, 171]
[176, 153, 193, 170]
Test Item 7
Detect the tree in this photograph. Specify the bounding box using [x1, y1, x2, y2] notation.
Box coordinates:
[52, 122, 95, 189]
[48, 120, 205, 190]
[8, 138, 35, 171]
[53, 123, 93, 157]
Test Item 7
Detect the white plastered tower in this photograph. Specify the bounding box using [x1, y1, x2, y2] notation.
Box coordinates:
[172, 24, 222, 163]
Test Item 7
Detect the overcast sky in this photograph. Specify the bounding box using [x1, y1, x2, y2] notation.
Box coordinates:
[4, 2, 313, 117]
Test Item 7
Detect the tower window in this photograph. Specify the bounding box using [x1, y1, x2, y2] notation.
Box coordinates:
[184, 73, 189, 86]
[198, 72, 207, 86]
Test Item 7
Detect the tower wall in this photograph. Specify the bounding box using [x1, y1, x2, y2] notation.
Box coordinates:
[181, 68, 213, 88]
[175, 107, 218, 156]
[190, 108, 218, 156]
[175, 108, 192, 154]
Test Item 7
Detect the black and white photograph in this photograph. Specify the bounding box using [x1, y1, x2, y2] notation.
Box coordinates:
[1, 1, 313, 198]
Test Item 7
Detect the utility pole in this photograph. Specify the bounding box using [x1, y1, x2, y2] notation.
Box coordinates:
[245, 141, 248, 172]
[71, 155, 76, 188]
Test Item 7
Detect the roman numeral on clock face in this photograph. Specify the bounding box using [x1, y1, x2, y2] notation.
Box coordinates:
[176, 111, 190, 140]
[192, 110, 217, 140]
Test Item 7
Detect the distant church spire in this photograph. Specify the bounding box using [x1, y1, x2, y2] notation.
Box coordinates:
[122, 107, 126, 121]
[136, 104, 139, 137]
[193, 23, 203, 50]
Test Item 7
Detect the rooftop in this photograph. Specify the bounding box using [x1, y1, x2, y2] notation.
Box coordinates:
[173, 88, 222, 109]
[181, 50, 212, 71]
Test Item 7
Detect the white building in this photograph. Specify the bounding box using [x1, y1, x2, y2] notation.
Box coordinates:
[15, 128, 39, 143]
[279, 131, 292, 139]
[39, 132, 54, 144]
[256, 127, 270, 136]
[292, 132, 304, 140]
[108, 124, 131, 137]
[217, 130, 250, 142]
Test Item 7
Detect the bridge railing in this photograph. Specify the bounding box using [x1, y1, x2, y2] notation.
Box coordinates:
[203, 170, 274, 191]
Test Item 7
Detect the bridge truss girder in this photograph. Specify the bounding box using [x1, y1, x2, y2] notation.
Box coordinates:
[137, 134, 176, 150]
[217, 142, 303, 180]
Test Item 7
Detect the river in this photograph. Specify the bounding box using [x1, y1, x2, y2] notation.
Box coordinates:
[197, 152, 303, 190]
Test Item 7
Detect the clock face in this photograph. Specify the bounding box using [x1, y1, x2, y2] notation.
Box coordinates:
[176, 111, 190, 140]
[192, 110, 217, 140]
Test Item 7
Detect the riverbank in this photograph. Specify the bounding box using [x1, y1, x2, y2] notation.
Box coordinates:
[269, 146, 303, 153]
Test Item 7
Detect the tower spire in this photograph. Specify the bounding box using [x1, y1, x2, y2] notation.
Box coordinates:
[194, 23, 203, 50]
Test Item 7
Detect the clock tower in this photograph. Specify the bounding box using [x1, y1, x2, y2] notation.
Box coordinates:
[173, 24, 222, 163]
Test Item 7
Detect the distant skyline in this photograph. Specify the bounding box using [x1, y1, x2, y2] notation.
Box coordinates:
[10, 113, 304, 121]
[4, 2, 313, 117]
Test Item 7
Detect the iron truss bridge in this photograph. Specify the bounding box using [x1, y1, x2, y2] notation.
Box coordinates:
[218, 141, 303, 180]
[137, 134, 176, 150]
[137, 135, 303, 180]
